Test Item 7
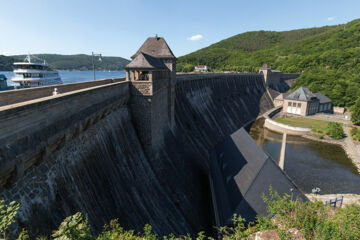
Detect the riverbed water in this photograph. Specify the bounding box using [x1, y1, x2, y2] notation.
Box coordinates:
[248, 118, 360, 194]
[0, 70, 126, 86]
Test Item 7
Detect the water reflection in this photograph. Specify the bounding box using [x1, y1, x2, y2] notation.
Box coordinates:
[248, 118, 360, 194]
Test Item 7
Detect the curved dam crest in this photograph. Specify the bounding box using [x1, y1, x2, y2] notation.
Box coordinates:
[0, 73, 303, 237]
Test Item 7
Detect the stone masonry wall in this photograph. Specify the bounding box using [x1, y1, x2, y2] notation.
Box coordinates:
[0, 73, 277, 238]
[0, 78, 125, 107]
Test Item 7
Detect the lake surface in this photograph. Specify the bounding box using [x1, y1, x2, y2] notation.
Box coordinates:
[0, 70, 126, 86]
[248, 118, 360, 194]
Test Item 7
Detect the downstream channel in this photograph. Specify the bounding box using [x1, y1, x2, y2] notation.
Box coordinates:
[247, 118, 360, 194]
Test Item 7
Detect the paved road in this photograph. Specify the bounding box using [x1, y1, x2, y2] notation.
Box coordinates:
[306, 113, 352, 125]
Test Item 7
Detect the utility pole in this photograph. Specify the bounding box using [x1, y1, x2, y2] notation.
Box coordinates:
[92, 52, 102, 80]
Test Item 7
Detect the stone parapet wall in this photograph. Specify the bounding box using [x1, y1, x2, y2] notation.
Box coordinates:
[176, 73, 262, 82]
[0, 78, 125, 107]
[0, 81, 130, 187]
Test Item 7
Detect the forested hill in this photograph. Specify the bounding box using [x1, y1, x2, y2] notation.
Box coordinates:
[178, 19, 360, 107]
[2, 54, 130, 71]
[0, 55, 16, 71]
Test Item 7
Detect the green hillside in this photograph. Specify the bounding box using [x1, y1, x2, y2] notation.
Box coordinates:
[178, 19, 360, 107]
[9, 54, 130, 71]
[0, 55, 15, 71]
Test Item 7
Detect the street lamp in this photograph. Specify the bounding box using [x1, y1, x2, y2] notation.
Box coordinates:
[92, 52, 102, 80]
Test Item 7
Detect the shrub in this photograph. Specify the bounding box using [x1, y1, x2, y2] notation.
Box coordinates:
[0, 200, 20, 240]
[52, 212, 93, 240]
[326, 122, 344, 139]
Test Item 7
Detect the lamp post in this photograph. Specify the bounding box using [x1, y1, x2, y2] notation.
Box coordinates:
[92, 52, 102, 80]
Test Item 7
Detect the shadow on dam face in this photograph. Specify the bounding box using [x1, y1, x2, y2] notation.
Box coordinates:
[195, 168, 217, 237]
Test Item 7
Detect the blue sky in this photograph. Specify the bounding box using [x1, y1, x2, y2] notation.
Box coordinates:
[0, 0, 359, 59]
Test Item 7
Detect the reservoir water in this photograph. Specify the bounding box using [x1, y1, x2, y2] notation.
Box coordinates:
[248, 118, 360, 194]
[0, 70, 126, 86]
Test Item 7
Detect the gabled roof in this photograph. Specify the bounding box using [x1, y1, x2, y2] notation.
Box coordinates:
[315, 93, 332, 104]
[285, 86, 317, 101]
[274, 92, 290, 100]
[125, 52, 167, 70]
[267, 88, 280, 100]
[131, 36, 176, 59]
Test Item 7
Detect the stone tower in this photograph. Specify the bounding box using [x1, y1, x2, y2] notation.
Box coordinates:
[125, 36, 176, 150]
[259, 64, 270, 84]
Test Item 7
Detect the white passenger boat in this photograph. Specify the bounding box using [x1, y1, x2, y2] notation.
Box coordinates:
[12, 54, 62, 88]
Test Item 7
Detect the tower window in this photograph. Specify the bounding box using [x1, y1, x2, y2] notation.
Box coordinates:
[139, 71, 149, 80]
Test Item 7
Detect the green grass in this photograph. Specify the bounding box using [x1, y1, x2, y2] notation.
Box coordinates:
[275, 116, 329, 132]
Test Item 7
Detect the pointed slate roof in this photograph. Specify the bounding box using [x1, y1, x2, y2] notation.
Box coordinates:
[131, 36, 176, 59]
[285, 86, 317, 101]
[315, 93, 332, 104]
[125, 52, 167, 70]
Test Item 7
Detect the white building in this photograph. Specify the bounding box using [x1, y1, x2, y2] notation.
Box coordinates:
[194, 65, 209, 72]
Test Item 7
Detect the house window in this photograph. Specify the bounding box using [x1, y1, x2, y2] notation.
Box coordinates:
[288, 102, 292, 106]
[298, 103, 301, 108]
[293, 102, 297, 107]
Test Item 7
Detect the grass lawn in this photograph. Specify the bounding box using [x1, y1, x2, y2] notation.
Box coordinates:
[274, 116, 330, 132]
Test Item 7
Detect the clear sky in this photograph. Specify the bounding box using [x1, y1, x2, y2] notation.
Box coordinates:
[0, 0, 359, 59]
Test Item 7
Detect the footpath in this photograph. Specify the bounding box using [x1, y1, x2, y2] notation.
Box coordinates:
[306, 193, 360, 207]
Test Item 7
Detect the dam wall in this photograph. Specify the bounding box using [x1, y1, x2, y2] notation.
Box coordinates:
[146, 74, 276, 230]
[0, 73, 285, 237]
[174, 73, 274, 158]
[0, 80, 193, 237]
[0, 78, 125, 107]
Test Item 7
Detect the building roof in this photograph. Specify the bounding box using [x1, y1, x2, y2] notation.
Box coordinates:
[315, 92, 332, 104]
[131, 36, 176, 59]
[274, 92, 290, 100]
[285, 86, 317, 101]
[125, 52, 167, 70]
[267, 88, 281, 100]
[195, 65, 207, 68]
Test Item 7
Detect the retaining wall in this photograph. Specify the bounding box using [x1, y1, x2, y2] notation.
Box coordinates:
[264, 118, 311, 136]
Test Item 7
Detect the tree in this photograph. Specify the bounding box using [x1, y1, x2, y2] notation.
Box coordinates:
[326, 122, 344, 139]
[0, 200, 20, 239]
[351, 97, 360, 125]
[52, 212, 93, 240]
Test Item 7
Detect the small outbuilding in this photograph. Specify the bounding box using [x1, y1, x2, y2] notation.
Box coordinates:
[283, 86, 332, 116]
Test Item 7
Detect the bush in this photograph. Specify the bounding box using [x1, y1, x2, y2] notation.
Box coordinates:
[326, 122, 344, 139]
[350, 126, 360, 141]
